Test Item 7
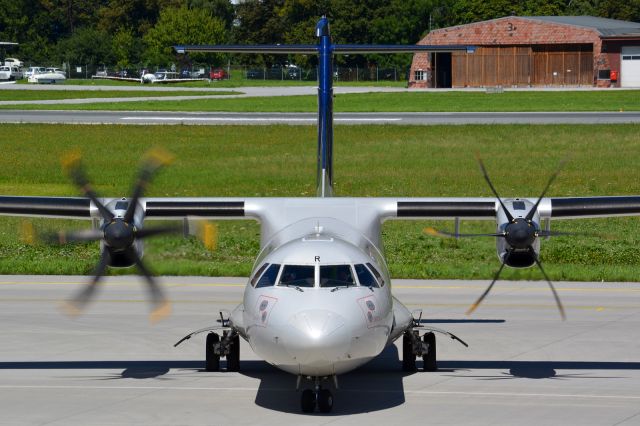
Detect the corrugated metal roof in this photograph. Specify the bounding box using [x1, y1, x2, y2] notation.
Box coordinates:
[522, 16, 640, 37]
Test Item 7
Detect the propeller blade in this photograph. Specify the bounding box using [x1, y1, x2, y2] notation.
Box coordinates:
[42, 228, 104, 245]
[476, 155, 514, 223]
[533, 253, 566, 320]
[194, 221, 219, 251]
[424, 227, 505, 239]
[129, 249, 171, 323]
[61, 152, 114, 222]
[525, 158, 568, 222]
[136, 224, 182, 239]
[466, 260, 506, 316]
[124, 148, 174, 224]
[62, 249, 110, 316]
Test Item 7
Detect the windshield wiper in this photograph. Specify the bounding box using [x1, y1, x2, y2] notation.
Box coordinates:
[331, 283, 356, 292]
[282, 283, 304, 292]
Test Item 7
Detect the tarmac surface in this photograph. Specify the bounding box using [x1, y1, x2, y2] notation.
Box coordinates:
[2, 110, 640, 125]
[1, 275, 639, 425]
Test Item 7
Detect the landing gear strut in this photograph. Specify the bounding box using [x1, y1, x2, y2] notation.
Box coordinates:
[299, 376, 336, 413]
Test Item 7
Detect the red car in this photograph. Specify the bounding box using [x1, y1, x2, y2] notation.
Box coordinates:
[210, 67, 227, 80]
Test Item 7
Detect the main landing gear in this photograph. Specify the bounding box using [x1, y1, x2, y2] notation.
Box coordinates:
[402, 309, 469, 372]
[298, 375, 337, 413]
[205, 330, 240, 372]
[402, 330, 437, 371]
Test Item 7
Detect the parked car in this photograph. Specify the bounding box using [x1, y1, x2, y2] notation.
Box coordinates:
[287, 65, 301, 80]
[0, 65, 23, 81]
[210, 67, 227, 80]
[24, 67, 46, 79]
[246, 68, 264, 79]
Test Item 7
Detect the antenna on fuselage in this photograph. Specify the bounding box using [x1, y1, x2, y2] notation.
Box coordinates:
[173, 20, 475, 198]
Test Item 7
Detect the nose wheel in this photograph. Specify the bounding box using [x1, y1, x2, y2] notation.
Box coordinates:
[300, 387, 333, 413]
[299, 376, 336, 413]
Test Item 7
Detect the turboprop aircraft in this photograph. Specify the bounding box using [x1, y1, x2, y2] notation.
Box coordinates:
[2, 17, 640, 413]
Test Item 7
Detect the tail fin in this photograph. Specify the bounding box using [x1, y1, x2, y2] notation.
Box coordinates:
[174, 18, 474, 198]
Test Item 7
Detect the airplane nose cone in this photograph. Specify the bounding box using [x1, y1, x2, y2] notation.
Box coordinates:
[286, 309, 349, 366]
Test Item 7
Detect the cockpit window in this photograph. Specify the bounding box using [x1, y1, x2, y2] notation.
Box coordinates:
[320, 265, 355, 288]
[250, 263, 270, 287]
[354, 264, 379, 288]
[279, 265, 315, 288]
[366, 262, 385, 287]
[255, 263, 280, 288]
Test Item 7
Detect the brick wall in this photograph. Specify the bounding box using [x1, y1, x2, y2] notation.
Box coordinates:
[409, 16, 602, 88]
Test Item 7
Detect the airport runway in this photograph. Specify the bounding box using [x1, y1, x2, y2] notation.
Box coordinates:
[2, 110, 640, 125]
[1, 276, 639, 425]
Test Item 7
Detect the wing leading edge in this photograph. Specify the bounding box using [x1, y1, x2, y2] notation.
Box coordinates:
[3, 196, 640, 222]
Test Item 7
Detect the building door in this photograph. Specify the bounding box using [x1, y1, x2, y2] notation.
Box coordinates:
[432, 52, 452, 88]
[621, 46, 640, 87]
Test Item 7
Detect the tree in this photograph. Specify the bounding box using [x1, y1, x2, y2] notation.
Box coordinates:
[112, 28, 138, 69]
[189, 0, 235, 29]
[54, 27, 114, 66]
[143, 6, 226, 67]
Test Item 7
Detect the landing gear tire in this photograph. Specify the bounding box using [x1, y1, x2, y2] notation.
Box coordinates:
[423, 332, 437, 371]
[226, 333, 240, 372]
[402, 331, 417, 372]
[301, 389, 315, 413]
[317, 389, 333, 413]
[205, 332, 220, 372]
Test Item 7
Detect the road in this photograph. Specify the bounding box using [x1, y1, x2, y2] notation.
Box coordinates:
[1, 276, 639, 425]
[2, 110, 640, 125]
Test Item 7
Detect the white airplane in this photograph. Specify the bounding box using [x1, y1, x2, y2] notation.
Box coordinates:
[2, 17, 640, 413]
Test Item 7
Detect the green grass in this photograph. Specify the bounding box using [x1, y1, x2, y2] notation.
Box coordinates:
[3, 90, 639, 111]
[0, 89, 240, 101]
[1, 123, 640, 281]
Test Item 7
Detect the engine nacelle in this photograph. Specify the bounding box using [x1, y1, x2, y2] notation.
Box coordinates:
[495, 198, 541, 268]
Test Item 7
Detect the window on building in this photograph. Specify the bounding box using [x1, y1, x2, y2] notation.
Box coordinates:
[414, 70, 427, 81]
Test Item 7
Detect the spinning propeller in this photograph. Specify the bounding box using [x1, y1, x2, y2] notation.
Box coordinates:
[426, 156, 569, 320]
[53, 149, 178, 323]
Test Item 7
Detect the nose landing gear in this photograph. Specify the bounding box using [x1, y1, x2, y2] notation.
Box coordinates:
[299, 375, 336, 413]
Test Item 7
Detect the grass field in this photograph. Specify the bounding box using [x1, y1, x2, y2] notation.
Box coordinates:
[0, 89, 240, 101]
[2, 90, 639, 112]
[1, 123, 640, 281]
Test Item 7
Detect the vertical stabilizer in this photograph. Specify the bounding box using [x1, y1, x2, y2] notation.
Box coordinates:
[316, 17, 334, 197]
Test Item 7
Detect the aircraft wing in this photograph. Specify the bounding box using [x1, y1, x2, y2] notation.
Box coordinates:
[2, 196, 640, 222]
[0, 196, 248, 220]
[391, 196, 640, 220]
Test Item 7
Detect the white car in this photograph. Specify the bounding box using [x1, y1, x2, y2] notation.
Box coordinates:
[0, 65, 23, 81]
[28, 68, 66, 84]
[24, 67, 46, 78]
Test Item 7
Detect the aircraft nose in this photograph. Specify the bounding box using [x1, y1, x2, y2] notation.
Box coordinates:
[286, 309, 349, 365]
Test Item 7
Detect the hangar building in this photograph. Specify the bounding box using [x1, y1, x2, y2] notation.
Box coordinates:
[409, 16, 640, 88]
